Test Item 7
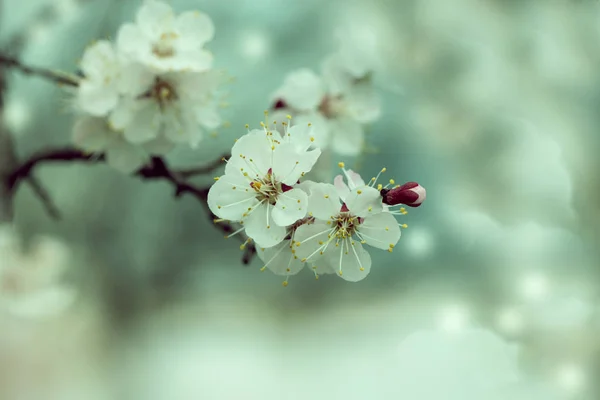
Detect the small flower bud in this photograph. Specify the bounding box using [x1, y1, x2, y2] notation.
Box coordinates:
[272, 98, 287, 110]
[381, 182, 426, 207]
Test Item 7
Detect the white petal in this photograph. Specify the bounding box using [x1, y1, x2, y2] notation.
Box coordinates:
[345, 186, 383, 217]
[321, 54, 353, 95]
[271, 188, 308, 227]
[162, 105, 201, 146]
[329, 118, 364, 156]
[80, 40, 117, 80]
[274, 69, 324, 111]
[357, 212, 401, 250]
[346, 169, 366, 188]
[118, 62, 155, 96]
[225, 129, 273, 178]
[244, 204, 287, 248]
[141, 135, 174, 155]
[325, 239, 371, 282]
[116, 24, 149, 58]
[123, 102, 161, 143]
[196, 105, 221, 129]
[7, 286, 76, 318]
[174, 11, 214, 47]
[294, 113, 330, 149]
[106, 140, 149, 173]
[272, 142, 320, 185]
[333, 175, 351, 202]
[72, 117, 111, 151]
[176, 69, 223, 98]
[207, 174, 257, 221]
[166, 48, 213, 72]
[77, 81, 118, 116]
[307, 262, 337, 277]
[259, 240, 305, 276]
[303, 182, 342, 220]
[346, 82, 381, 123]
[293, 222, 334, 262]
[136, 0, 174, 37]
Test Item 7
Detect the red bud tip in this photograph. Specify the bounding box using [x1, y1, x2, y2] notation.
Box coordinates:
[382, 182, 426, 207]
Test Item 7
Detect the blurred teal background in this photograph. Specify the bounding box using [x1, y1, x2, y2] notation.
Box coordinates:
[1, 0, 599, 399]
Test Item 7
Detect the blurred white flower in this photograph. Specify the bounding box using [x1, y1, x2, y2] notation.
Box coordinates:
[116, 0, 214, 72]
[271, 55, 381, 156]
[108, 67, 223, 147]
[72, 116, 151, 173]
[208, 122, 320, 248]
[0, 226, 75, 319]
[76, 40, 124, 116]
[526, 296, 593, 332]
[293, 170, 400, 282]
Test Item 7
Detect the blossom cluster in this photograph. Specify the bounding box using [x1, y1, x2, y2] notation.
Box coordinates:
[208, 116, 426, 284]
[71, 0, 221, 173]
[269, 49, 381, 156]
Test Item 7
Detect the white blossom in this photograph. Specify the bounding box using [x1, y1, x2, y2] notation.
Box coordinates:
[107, 67, 222, 147]
[207, 121, 321, 248]
[271, 53, 381, 156]
[75, 40, 123, 116]
[73, 116, 153, 173]
[293, 168, 402, 282]
[116, 0, 214, 73]
[0, 226, 75, 318]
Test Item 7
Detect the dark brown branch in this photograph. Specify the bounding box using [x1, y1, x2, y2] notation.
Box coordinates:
[0, 54, 79, 87]
[175, 153, 229, 179]
[6, 147, 256, 265]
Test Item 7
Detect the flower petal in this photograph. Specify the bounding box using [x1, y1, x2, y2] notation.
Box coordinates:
[196, 105, 221, 129]
[141, 135, 175, 155]
[333, 175, 351, 202]
[294, 112, 330, 149]
[116, 24, 149, 59]
[244, 203, 287, 248]
[80, 40, 117, 80]
[72, 117, 111, 151]
[258, 240, 305, 276]
[106, 141, 149, 174]
[271, 188, 308, 227]
[357, 212, 401, 250]
[303, 182, 342, 220]
[225, 129, 272, 178]
[345, 186, 383, 217]
[329, 118, 364, 156]
[325, 239, 371, 282]
[346, 82, 381, 124]
[293, 222, 334, 262]
[123, 102, 162, 143]
[77, 81, 118, 116]
[174, 10, 214, 47]
[273, 69, 324, 111]
[207, 174, 257, 221]
[272, 142, 321, 185]
[136, 0, 174, 37]
[346, 169, 366, 188]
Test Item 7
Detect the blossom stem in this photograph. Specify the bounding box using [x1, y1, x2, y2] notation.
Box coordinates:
[0, 53, 80, 87]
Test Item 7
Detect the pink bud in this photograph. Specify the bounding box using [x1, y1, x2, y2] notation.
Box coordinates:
[381, 182, 426, 207]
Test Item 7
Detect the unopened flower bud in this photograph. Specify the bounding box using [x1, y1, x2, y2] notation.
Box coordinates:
[381, 182, 426, 207]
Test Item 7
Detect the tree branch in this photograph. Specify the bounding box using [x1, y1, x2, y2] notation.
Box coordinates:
[6, 147, 256, 264]
[0, 54, 79, 87]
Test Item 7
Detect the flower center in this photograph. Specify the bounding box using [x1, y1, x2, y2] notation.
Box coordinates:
[333, 212, 360, 239]
[149, 78, 178, 108]
[319, 95, 346, 119]
[152, 32, 178, 58]
[250, 173, 281, 205]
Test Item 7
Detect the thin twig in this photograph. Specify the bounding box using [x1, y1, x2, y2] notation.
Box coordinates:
[6, 147, 256, 264]
[175, 153, 228, 179]
[0, 54, 79, 87]
[26, 175, 61, 219]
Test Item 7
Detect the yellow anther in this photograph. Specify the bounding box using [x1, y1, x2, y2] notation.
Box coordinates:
[240, 244, 246, 250]
[377, 184, 383, 191]
[401, 224, 408, 228]
[310, 137, 315, 142]
[381, 168, 387, 173]
[338, 162, 345, 168]
[338, 271, 343, 276]
[260, 121, 265, 127]
[213, 177, 220, 181]
[368, 206, 372, 211]
[282, 281, 288, 287]
[359, 267, 365, 271]
[260, 266, 267, 272]
[286, 114, 292, 120]
[357, 190, 362, 194]
[389, 179, 395, 185]
[301, 258, 307, 262]
[244, 124, 249, 129]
